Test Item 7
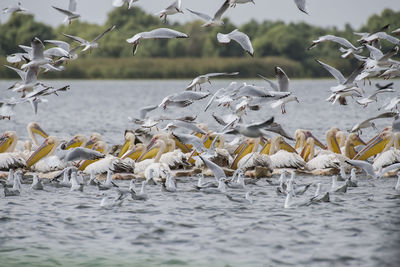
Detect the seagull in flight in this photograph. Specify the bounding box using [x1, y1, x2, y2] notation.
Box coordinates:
[217, 29, 254, 56]
[52, 0, 81, 25]
[63, 25, 116, 53]
[187, 0, 230, 27]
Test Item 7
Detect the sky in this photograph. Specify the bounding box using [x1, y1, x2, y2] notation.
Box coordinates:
[1, 0, 399, 29]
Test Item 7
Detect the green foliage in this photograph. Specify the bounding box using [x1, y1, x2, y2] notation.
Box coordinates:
[0, 7, 399, 79]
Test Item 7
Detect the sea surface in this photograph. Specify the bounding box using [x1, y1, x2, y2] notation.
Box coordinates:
[0, 79, 400, 266]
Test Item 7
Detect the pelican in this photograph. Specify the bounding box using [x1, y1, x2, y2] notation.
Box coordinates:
[268, 136, 305, 169]
[118, 130, 136, 158]
[143, 139, 171, 181]
[301, 137, 340, 173]
[64, 134, 87, 150]
[82, 141, 134, 174]
[84, 133, 102, 149]
[0, 131, 26, 170]
[231, 138, 272, 171]
[26, 136, 66, 172]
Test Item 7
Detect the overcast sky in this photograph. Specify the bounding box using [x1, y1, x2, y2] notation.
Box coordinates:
[1, 0, 399, 29]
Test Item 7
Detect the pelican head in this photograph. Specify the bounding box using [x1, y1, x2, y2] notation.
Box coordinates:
[84, 133, 102, 148]
[27, 122, 48, 140]
[0, 131, 18, 153]
[137, 138, 166, 162]
[64, 134, 87, 150]
[26, 136, 60, 168]
[326, 128, 341, 154]
[118, 130, 136, 158]
[92, 141, 108, 154]
[354, 130, 396, 160]
[121, 143, 146, 160]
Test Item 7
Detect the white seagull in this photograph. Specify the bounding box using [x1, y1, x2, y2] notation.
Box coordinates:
[3, 2, 29, 14]
[112, 0, 138, 9]
[52, 0, 81, 24]
[217, 29, 254, 56]
[186, 72, 239, 91]
[187, 0, 230, 27]
[155, 0, 183, 23]
[127, 28, 188, 55]
[63, 25, 116, 53]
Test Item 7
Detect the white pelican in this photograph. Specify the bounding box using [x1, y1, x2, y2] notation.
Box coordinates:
[84, 133, 102, 149]
[231, 138, 272, 171]
[0, 131, 26, 170]
[268, 136, 305, 169]
[142, 139, 171, 182]
[356, 131, 400, 171]
[26, 136, 66, 173]
[64, 134, 87, 150]
[82, 141, 134, 174]
[118, 130, 136, 158]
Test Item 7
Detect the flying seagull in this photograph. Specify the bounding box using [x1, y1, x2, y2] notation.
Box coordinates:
[217, 29, 254, 56]
[52, 0, 81, 24]
[187, 0, 230, 27]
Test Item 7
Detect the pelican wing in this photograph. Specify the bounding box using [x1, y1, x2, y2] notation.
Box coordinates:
[275, 67, 290, 92]
[199, 155, 226, 180]
[64, 147, 105, 162]
[186, 8, 211, 22]
[93, 25, 116, 43]
[316, 60, 345, 84]
[213, 0, 230, 20]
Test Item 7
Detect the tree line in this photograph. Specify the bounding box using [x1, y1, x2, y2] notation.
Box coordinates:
[0, 7, 399, 79]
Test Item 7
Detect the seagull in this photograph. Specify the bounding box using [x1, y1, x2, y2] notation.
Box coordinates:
[172, 133, 207, 152]
[62, 147, 105, 162]
[377, 163, 400, 178]
[217, 29, 254, 56]
[330, 176, 348, 193]
[21, 38, 53, 71]
[127, 28, 188, 55]
[349, 112, 398, 134]
[112, 0, 138, 9]
[31, 173, 44, 190]
[63, 25, 116, 53]
[187, 0, 230, 27]
[45, 39, 80, 61]
[98, 170, 118, 190]
[155, 0, 183, 23]
[186, 72, 239, 91]
[346, 168, 358, 187]
[310, 183, 330, 203]
[130, 181, 148, 200]
[52, 0, 81, 24]
[3, 2, 29, 14]
[2, 170, 22, 197]
[225, 116, 275, 138]
[395, 173, 400, 191]
[226, 191, 253, 203]
[229, 0, 255, 8]
[70, 171, 84, 192]
[100, 194, 124, 209]
[308, 35, 363, 57]
[345, 159, 377, 179]
[258, 67, 291, 92]
[356, 85, 395, 107]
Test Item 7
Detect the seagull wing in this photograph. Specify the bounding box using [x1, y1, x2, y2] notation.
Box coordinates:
[139, 105, 158, 120]
[4, 65, 27, 81]
[92, 25, 116, 43]
[293, 0, 308, 14]
[247, 117, 274, 131]
[213, 0, 230, 20]
[199, 155, 226, 180]
[69, 0, 77, 12]
[204, 72, 239, 78]
[345, 159, 375, 177]
[65, 147, 105, 162]
[316, 60, 345, 84]
[257, 74, 279, 91]
[186, 8, 211, 22]
[62, 33, 87, 45]
[227, 29, 254, 56]
[31, 37, 45, 60]
[365, 44, 384, 60]
[173, 120, 207, 134]
[275, 67, 290, 92]
[142, 28, 188, 39]
[52, 6, 75, 16]
[45, 40, 70, 52]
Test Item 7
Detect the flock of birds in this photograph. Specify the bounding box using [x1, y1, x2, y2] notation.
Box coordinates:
[1, 0, 400, 208]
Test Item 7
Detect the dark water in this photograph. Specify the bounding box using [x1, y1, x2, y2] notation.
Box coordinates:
[1, 79, 400, 266]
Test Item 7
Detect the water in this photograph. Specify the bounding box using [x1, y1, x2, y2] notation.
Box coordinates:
[1, 79, 400, 266]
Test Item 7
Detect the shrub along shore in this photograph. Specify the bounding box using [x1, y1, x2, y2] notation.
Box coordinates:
[0, 56, 356, 79]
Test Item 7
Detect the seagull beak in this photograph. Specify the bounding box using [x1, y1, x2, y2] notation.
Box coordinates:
[354, 133, 389, 160]
[26, 138, 54, 168]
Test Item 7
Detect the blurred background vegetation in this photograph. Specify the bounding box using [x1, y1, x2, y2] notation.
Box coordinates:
[0, 7, 399, 79]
